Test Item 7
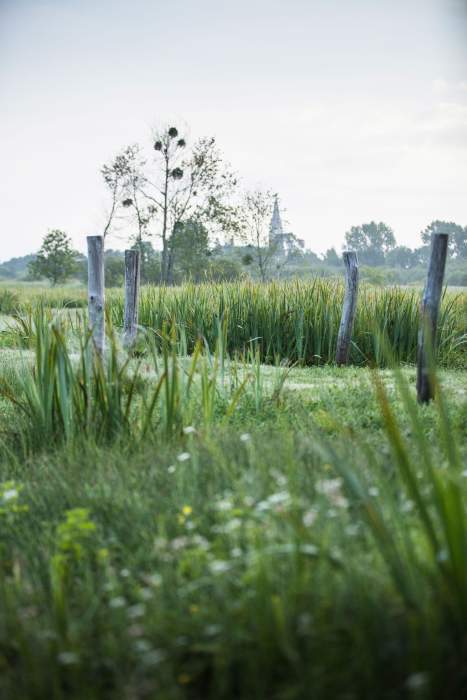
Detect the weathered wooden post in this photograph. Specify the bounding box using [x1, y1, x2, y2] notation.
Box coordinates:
[335, 251, 359, 365]
[416, 232, 449, 403]
[87, 235, 105, 357]
[123, 249, 141, 350]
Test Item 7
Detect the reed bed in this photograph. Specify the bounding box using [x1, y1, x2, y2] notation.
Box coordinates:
[2, 280, 466, 367]
[108, 280, 466, 367]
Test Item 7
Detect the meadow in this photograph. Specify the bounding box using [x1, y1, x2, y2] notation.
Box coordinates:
[0, 280, 466, 699]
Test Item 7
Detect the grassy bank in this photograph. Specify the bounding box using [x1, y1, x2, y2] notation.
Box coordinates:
[0, 316, 466, 698]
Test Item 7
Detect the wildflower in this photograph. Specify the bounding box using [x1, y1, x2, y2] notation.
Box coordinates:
[299, 544, 319, 556]
[2, 489, 18, 502]
[177, 452, 191, 462]
[345, 523, 359, 537]
[120, 568, 130, 578]
[209, 559, 230, 574]
[139, 587, 153, 601]
[109, 596, 126, 609]
[134, 639, 152, 653]
[144, 573, 162, 587]
[406, 672, 428, 690]
[302, 509, 318, 527]
[315, 478, 342, 496]
[167, 465, 176, 474]
[183, 426, 196, 435]
[171, 536, 189, 550]
[57, 651, 79, 666]
[215, 498, 233, 511]
[192, 534, 210, 549]
[240, 433, 251, 442]
[368, 487, 379, 497]
[142, 649, 166, 666]
[127, 604, 146, 619]
[267, 491, 290, 506]
[182, 505, 192, 516]
[189, 604, 199, 614]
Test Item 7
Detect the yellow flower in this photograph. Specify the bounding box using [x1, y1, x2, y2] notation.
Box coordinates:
[182, 505, 192, 517]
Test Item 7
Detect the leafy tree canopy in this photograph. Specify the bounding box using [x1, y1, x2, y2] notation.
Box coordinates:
[344, 221, 396, 266]
[421, 221, 467, 259]
[28, 230, 78, 285]
[170, 220, 210, 282]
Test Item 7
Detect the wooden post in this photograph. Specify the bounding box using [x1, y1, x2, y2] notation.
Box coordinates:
[335, 251, 359, 365]
[416, 233, 449, 403]
[123, 249, 141, 349]
[87, 235, 105, 357]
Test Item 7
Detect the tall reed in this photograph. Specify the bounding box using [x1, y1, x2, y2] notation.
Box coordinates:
[107, 281, 466, 367]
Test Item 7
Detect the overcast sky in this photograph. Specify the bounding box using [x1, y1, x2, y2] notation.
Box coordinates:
[1, 0, 466, 261]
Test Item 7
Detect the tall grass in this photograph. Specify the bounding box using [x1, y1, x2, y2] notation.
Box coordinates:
[108, 280, 466, 367]
[0, 316, 273, 453]
[2, 280, 466, 367]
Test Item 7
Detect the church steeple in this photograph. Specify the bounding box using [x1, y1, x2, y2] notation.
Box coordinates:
[269, 194, 284, 246]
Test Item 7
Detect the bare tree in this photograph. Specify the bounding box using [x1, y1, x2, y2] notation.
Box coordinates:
[102, 125, 241, 284]
[142, 128, 240, 283]
[238, 189, 278, 282]
[101, 146, 144, 239]
[101, 145, 156, 281]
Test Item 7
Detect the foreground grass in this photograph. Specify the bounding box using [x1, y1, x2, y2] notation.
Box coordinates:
[0, 334, 466, 699]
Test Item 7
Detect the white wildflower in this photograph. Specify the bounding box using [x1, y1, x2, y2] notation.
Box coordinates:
[240, 433, 251, 442]
[183, 426, 196, 435]
[302, 509, 318, 527]
[215, 498, 233, 511]
[109, 596, 126, 609]
[209, 560, 231, 574]
[315, 478, 342, 496]
[127, 604, 146, 619]
[57, 652, 79, 666]
[177, 452, 191, 462]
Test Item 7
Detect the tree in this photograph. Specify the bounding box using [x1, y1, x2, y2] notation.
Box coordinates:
[132, 241, 160, 284]
[102, 145, 155, 254]
[104, 252, 125, 288]
[322, 247, 341, 267]
[28, 230, 78, 285]
[206, 257, 243, 282]
[104, 125, 240, 285]
[385, 245, 416, 269]
[344, 221, 396, 265]
[170, 220, 210, 282]
[421, 221, 467, 259]
[238, 190, 278, 282]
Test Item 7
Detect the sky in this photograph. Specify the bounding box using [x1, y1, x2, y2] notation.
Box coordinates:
[1, 0, 467, 261]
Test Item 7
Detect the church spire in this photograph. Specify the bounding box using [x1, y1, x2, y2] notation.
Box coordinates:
[269, 194, 284, 246]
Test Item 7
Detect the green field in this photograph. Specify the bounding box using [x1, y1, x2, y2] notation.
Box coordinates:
[0, 282, 466, 699]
